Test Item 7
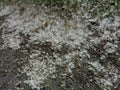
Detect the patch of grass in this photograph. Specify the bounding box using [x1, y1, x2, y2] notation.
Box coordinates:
[0, 0, 78, 7]
[0, 0, 79, 16]
[0, 0, 119, 13]
[117, 0, 120, 2]
[116, 0, 120, 6]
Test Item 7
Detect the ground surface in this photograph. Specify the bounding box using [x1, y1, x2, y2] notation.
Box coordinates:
[0, 1, 120, 90]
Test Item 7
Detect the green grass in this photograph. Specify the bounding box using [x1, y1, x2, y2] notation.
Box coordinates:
[0, 0, 119, 6]
[117, 0, 120, 2]
[0, 0, 119, 10]
[0, 0, 78, 5]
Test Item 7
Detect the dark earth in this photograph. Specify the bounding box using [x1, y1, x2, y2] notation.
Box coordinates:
[0, 35, 120, 90]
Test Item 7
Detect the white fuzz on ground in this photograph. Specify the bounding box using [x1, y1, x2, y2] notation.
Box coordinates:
[0, 2, 120, 90]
